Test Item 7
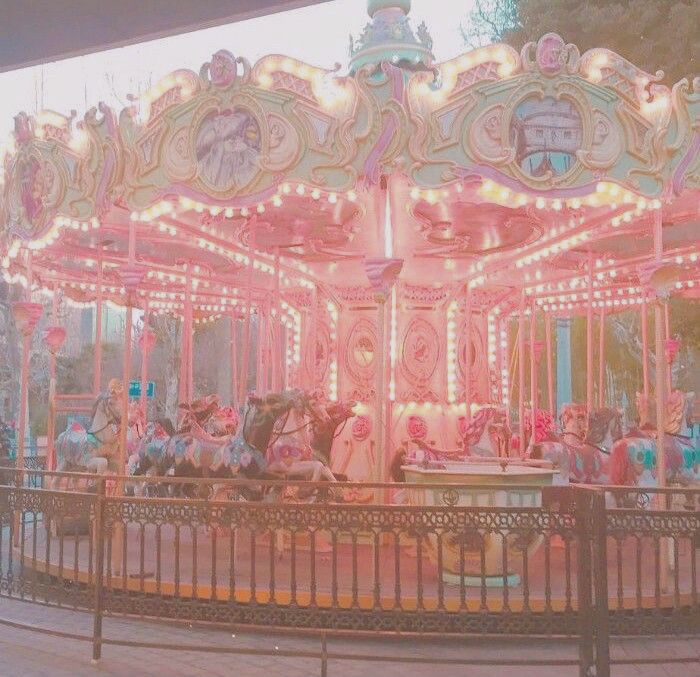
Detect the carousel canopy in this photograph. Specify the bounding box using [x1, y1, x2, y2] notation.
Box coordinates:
[1, 0, 698, 323]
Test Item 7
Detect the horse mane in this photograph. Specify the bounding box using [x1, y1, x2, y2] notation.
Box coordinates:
[585, 408, 621, 446]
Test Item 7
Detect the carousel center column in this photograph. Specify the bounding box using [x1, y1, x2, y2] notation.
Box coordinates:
[364, 257, 403, 492]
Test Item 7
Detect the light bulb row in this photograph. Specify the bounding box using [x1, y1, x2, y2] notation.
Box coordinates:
[446, 300, 459, 403]
[326, 301, 339, 401]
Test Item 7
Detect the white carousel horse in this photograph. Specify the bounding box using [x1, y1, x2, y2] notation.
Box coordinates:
[266, 394, 340, 483]
[54, 380, 125, 486]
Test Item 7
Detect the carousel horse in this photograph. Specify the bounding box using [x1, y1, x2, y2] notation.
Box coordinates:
[265, 394, 340, 484]
[126, 401, 148, 455]
[54, 379, 125, 482]
[609, 391, 698, 487]
[126, 419, 176, 495]
[465, 406, 512, 457]
[163, 395, 239, 493]
[535, 404, 609, 484]
[211, 389, 330, 485]
[309, 398, 357, 479]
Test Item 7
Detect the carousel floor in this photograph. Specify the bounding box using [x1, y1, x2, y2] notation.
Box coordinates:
[8, 521, 697, 613]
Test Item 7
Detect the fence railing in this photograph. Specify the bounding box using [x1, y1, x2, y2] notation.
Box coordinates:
[0, 469, 698, 677]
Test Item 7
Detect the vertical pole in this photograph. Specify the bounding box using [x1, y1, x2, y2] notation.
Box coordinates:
[464, 284, 473, 422]
[653, 208, 668, 594]
[239, 253, 254, 403]
[179, 267, 192, 404]
[641, 296, 650, 406]
[46, 289, 60, 470]
[93, 244, 103, 395]
[528, 303, 537, 454]
[517, 292, 526, 455]
[273, 248, 281, 392]
[556, 317, 573, 415]
[119, 224, 136, 478]
[374, 296, 387, 483]
[495, 314, 503, 407]
[257, 302, 267, 393]
[663, 302, 672, 393]
[229, 311, 239, 408]
[653, 211, 666, 488]
[16, 250, 35, 473]
[598, 305, 606, 409]
[139, 302, 149, 413]
[545, 312, 554, 417]
[310, 285, 319, 390]
[91, 478, 106, 663]
[586, 252, 594, 415]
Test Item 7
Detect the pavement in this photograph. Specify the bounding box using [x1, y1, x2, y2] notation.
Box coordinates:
[0, 597, 698, 677]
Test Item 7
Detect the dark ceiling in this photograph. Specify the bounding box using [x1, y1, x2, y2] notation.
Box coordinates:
[0, 0, 331, 72]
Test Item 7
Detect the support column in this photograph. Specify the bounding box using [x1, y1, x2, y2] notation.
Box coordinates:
[93, 245, 103, 395]
[545, 313, 554, 416]
[45, 289, 65, 471]
[179, 267, 194, 404]
[117, 223, 141, 478]
[528, 303, 537, 455]
[586, 252, 594, 414]
[363, 256, 402, 488]
[229, 311, 239, 408]
[239, 252, 254, 403]
[375, 296, 388, 483]
[310, 285, 319, 391]
[517, 292, 526, 455]
[139, 303, 153, 415]
[640, 296, 650, 414]
[652, 208, 668, 594]
[556, 318, 572, 415]
[464, 284, 473, 422]
[14, 251, 43, 473]
[598, 305, 606, 409]
[663, 302, 672, 393]
[652, 211, 666, 488]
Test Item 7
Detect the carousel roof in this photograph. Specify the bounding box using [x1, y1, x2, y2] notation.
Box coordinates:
[0, 0, 698, 320]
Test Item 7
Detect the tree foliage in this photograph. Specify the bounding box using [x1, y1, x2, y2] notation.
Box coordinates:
[462, 0, 699, 83]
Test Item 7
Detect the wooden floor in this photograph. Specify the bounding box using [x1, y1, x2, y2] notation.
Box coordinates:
[8, 520, 698, 613]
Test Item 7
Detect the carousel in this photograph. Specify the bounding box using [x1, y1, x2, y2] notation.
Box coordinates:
[0, 0, 698, 507]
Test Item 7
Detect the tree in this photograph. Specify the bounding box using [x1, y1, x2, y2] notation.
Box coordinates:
[462, 0, 699, 83]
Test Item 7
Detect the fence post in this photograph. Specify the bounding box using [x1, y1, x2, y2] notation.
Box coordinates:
[320, 631, 328, 677]
[591, 489, 610, 677]
[575, 487, 595, 677]
[92, 478, 106, 663]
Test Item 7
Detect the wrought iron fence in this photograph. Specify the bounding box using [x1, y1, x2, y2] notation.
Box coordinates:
[0, 468, 698, 677]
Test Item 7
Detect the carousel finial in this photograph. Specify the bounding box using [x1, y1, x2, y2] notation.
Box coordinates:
[367, 0, 411, 17]
[350, 0, 432, 74]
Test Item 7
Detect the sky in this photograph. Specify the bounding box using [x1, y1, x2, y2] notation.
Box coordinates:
[0, 0, 476, 139]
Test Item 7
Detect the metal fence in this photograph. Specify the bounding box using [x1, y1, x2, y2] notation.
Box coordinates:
[0, 468, 698, 677]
